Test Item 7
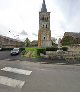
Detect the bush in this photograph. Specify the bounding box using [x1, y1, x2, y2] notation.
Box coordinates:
[46, 47, 58, 51]
[37, 48, 46, 56]
[2, 48, 13, 51]
[20, 48, 25, 52]
[21, 50, 26, 55]
[62, 47, 68, 51]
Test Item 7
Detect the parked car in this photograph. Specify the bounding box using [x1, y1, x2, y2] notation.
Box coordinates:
[11, 48, 20, 55]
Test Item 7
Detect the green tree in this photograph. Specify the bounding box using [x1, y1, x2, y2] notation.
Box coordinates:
[24, 38, 30, 47]
[61, 36, 74, 45]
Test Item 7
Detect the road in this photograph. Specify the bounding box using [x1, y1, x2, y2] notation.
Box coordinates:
[0, 51, 80, 92]
[0, 51, 21, 61]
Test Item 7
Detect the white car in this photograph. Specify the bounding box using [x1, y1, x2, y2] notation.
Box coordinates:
[11, 48, 20, 55]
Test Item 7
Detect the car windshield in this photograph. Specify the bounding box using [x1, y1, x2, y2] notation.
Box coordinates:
[13, 48, 19, 51]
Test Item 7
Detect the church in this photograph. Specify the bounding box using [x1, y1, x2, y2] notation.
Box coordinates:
[38, 0, 52, 47]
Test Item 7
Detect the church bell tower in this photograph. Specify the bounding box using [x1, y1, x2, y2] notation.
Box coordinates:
[38, 0, 52, 47]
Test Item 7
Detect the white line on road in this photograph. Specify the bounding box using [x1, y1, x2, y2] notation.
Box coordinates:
[0, 76, 25, 88]
[1, 67, 32, 75]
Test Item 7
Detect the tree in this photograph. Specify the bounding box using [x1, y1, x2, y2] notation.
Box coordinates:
[61, 36, 74, 45]
[24, 38, 30, 47]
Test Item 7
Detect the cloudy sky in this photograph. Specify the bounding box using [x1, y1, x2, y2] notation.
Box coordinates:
[0, 0, 80, 41]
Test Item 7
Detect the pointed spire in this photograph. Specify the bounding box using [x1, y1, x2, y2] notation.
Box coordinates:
[43, 0, 45, 4]
[41, 0, 47, 12]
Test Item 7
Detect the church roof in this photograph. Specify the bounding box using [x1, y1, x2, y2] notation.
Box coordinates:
[0, 35, 23, 42]
[41, 0, 47, 12]
[64, 32, 80, 38]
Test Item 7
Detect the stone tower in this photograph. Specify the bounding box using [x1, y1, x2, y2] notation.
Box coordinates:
[38, 0, 52, 47]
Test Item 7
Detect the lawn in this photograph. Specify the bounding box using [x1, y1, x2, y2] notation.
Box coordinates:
[24, 47, 38, 58]
[25, 47, 38, 51]
[23, 47, 45, 58]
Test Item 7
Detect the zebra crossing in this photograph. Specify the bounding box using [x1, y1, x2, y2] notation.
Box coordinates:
[0, 67, 32, 88]
[1, 67, 32, 75]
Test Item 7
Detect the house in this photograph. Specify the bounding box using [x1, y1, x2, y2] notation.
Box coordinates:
[0, 35, 24, 48]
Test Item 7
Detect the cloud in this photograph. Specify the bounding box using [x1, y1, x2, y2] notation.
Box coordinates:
[0, 25, 11, 35]
[55, 0, 80, 23]
[32, 33, 38, 37]
[20, 30, 28, 36]
[0, 0, 80, 41]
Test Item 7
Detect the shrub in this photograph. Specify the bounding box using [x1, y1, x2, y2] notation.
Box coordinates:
[37, 48, 46, 56]
[2, 48, 13, 51]
[62, 47, 68, 51]
[21, 50, 26, 55]
[61, 36, 75, 45]
[20, 48, 25, 52]
[46, 47, 58, 51]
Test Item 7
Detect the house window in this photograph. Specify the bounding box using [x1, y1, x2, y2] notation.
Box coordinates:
[44, 37, 45, 40]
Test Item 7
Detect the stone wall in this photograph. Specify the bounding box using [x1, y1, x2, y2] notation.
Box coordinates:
[67, 45, 80, 51]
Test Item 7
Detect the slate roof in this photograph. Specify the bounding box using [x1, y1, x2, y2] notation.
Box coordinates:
[0, 35, 23, 43]
[64, 32, 80, 38]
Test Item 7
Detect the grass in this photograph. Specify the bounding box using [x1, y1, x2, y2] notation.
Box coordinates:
[24, 47, 38, 58]
[25, 47, 38, 51]
[22, 47, 45, 58]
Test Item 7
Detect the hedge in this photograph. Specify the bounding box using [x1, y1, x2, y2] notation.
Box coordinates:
[1, 48, 13, 51]
[46, 47, 58, 51]
[37, 48, 46, 56]
[62, 47, 68, 51]
[46, 47, 68, 51]
[20, 48, 25, 52]
[1, 48, 25, 51]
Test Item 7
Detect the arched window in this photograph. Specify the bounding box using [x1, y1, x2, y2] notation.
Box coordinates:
[42, 17, 44, 20]
[44, 37, 45, 40]
[44, 17, 46, 21]
[43, 25, 44, 28]
[46, 25, 47, 28]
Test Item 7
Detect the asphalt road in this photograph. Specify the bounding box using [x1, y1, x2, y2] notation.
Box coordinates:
[0, 51, 80, 92]
[0, 51, 67, 63]
[0, 51, 21, 61]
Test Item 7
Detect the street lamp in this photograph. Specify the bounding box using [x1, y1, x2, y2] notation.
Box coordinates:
[8, 31, 11, 48]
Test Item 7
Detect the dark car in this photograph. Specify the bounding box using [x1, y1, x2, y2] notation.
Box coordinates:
[11, 48, 20, 55]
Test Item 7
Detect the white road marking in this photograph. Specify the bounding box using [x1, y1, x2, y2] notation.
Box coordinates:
[0, 76, 25, 88]
[1, 67, 32, 75]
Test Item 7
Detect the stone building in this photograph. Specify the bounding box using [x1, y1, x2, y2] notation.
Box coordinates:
[61, 32, 80, 45]
[38, 0, 52, 47]
[30, 40, 38, 46]
[0, 35, 24, 48]
[64, 32, 80, 38]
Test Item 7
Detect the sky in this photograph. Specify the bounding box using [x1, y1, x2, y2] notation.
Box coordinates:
[0, 0, 80, 41]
